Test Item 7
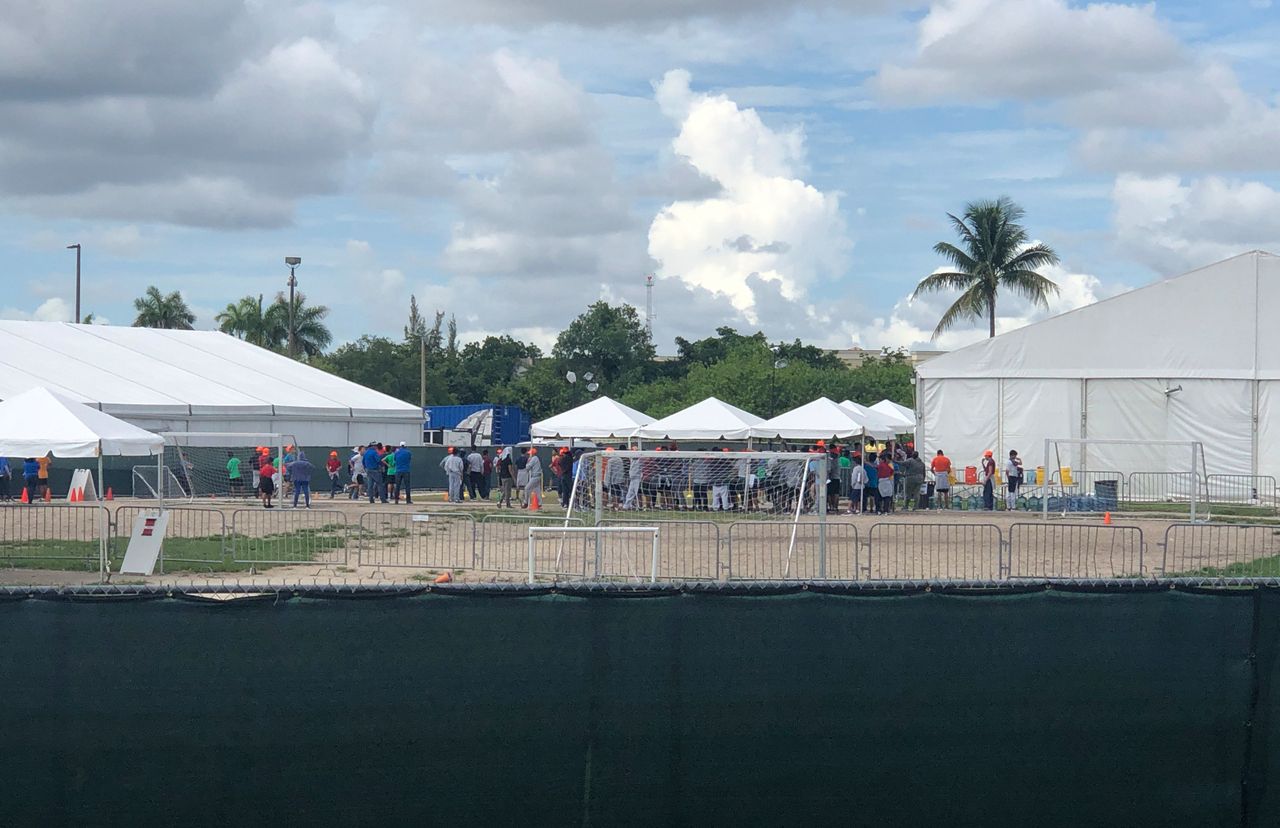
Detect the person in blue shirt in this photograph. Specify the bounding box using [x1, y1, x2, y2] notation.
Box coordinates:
[393, 442, 412, 504]
[862, 452, 879, 514]
[0, 457, 11, 501]
[363, 443, 387, 503]
[22, 457, 40, 505]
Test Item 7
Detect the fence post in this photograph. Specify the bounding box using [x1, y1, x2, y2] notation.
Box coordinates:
[817, 455, 827, 579]
[527, 528, 535, 584]
[650, 529, 659, 584]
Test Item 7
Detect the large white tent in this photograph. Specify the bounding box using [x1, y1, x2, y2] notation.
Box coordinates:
[0, 321, 423, 445]
[531, 396, 651, 440]
[915, 250, 1279, 477]
[636, 397, 763, 441]
[752, 397, 875, 441]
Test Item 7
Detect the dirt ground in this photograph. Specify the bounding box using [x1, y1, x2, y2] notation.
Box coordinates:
[2, 495, 1275, 587]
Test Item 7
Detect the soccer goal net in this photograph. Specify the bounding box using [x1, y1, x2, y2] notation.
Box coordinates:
[144, 433, 296, 504]
[1043, 438, 1209, 521]
[562, 449, 826, 523]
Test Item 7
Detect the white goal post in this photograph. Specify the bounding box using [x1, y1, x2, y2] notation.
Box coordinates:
[154, 432, 296, 505]
[1042, 437, 1208, 522]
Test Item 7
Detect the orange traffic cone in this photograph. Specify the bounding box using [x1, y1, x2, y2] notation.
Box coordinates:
[20, 487, 29, 504]
[43, 488, 52, 503]
[529, 491, 540, 511]
[1103, 511, 1112, 525]
[105, 487, 113, 501]
[434, 571, 453, 584]
[70, 488, 78, 503]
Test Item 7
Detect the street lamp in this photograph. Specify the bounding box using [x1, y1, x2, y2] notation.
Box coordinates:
[66, 243, 81, 323]
[284, 256, 301, 357]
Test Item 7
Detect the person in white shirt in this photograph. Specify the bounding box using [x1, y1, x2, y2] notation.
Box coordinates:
[347, 446, 365, 500]
[624, 449, 642, 510]
[848, 456, 867, 514]
[1005, 450, 1024, 510]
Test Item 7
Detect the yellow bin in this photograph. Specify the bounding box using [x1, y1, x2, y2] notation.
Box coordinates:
[1035, 465, 1045, 485]
[1059, 467, 1073, 485]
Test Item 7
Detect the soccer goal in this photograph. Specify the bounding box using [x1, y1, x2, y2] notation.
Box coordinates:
[563, 449, 825, 523]
[152, 432, 296, 504]
[1042, 438, 1209, 522]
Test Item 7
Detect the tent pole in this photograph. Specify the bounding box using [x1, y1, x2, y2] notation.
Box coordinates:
[98, 450, 107, 581]
[157, 449, 165, 510]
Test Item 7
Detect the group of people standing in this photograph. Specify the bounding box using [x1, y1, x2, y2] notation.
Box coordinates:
[0, 454, 51, 503]
[349, 442, 413, 505]
[442, 445, 545, 509]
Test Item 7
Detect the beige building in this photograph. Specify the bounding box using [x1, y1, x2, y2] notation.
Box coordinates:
[834, 348, 946, 368]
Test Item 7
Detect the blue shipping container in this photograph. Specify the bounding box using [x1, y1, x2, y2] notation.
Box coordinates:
[424, 404, 530, 445]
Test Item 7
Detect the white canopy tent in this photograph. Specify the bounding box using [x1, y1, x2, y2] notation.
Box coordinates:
[636, 397, 763, 442]
[870, 400, 916, 432]
[838, 401, 902, 440]
[530, 396, 652, 440]
[0, 387, 165, 578]
[752, 397, 874, 441]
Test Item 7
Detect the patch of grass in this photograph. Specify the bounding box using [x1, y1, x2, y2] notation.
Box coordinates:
[1169, 554, 1280, 579]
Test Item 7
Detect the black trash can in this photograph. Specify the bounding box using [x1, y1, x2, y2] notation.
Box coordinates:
[1095, 479, 1119, 511]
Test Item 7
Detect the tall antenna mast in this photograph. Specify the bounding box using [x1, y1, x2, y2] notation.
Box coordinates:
[645, 274, 655, 339]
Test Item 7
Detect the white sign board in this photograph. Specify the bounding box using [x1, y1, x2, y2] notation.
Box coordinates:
[120, 511, 170, 576]
[66, 468, 98, 502]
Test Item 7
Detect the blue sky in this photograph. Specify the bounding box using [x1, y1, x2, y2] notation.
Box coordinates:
[2, 0, 1278, 353]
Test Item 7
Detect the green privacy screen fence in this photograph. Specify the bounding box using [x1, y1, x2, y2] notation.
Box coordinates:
[3, 583, 1280, 826]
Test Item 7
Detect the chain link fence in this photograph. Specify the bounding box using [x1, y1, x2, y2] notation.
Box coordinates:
[113, 506, 228, 573]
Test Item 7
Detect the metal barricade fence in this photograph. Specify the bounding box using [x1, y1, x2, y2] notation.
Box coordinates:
[1205, 475, 1278, 511]
[356, 511, 476, 572]
[1007, 523, 1145, 579]
[113, 506, 227, 572]
[525, 526, 659, 582]
[866, 522, 1003, 581]
[230, 509, 349, 567]
[0, 504, 107, 570]
[1126, 472, 1201, 504]
[726, 521, 859, 581]
[1160, 524, 1280, 578]
[602, 518, 721, 580]
[478, 514, 586, 575]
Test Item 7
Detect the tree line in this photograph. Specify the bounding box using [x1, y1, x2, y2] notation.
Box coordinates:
[124, 197, 1059, 419]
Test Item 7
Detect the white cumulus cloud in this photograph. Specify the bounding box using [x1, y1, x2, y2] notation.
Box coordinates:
[646, 69, 850, 318]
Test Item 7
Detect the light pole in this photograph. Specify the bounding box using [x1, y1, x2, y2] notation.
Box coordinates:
[66, 244, 81, 322]
[284, 256, 301, 357]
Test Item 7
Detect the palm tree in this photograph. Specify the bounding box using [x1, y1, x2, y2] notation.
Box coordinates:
[132, 286, 196, 329]
[216, 295, 278, 348]
[267, 291, 331, 358]
[913, 197, 1060, 339]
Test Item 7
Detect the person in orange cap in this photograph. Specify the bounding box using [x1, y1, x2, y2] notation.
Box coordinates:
[981, 449, 997, 510]
[524, 447, 543, 509]
[440, 445, 464, 502]
[326, 450, 342, 498]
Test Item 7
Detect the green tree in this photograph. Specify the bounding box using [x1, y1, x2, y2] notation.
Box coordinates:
[914, 196, 1060, 339]
[553, 301, 655, 388]
[215, 294, 276, 347]
[313, 336, 451, 405]
[270, 290, 331, 358]
[132, 286, 195, 329]
[453, 336, 542, 403]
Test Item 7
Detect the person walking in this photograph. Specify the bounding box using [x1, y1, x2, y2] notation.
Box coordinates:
[903, 450, 926, 511]
[931, 449, 953, 509]
[524, 447, 543, 509]
[348, 446, 365, 500]
[981, 450, 997, 510]
[0, 456, 11, 501]
[496, 446, 514, 507]
[393, 442, 413, 504]
[1005, 449, 1024, 510]
[515, 449, 529, 507]
[625, 448, 644, 510]
[480, 449, 492, 500]
[324, 451, 341, 498]
[876, 453, 896, 514]
[363, 443, 386, 504]
[289, 451, 315, 508]
[465, 448, 484, 501]
[258, 454, 277, 508]
[440, 447, 465, 503]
